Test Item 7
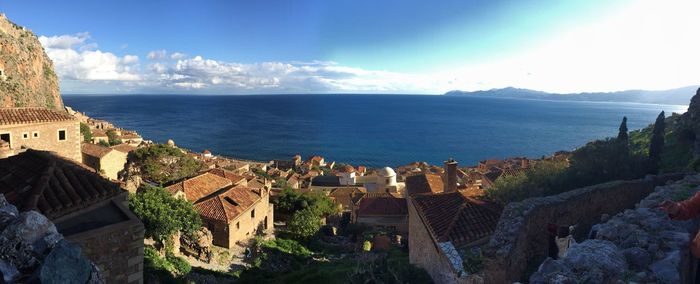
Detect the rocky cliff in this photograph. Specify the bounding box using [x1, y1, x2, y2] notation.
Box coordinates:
[0, 13, 62, 110]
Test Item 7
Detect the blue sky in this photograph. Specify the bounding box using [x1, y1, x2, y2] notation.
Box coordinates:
[2, 0, 698, 94]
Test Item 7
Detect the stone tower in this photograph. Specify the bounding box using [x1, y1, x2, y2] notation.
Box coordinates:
[443, 158, 458, 192]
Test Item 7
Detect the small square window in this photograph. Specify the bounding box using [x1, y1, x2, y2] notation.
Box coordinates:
[33, 132, 39, 138]
[251, 209, 255, 218]
[22, 133, 29, 139]
[58, 130, 66, 141]
[236, 222, 240, 229]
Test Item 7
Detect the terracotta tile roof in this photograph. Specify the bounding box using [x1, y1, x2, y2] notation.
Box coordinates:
[329, 187, 366, 209]
[81, 143, 113, 159]
[165, 172, 232, 202]
[91, 129, 107, 137]
[194, 185, 262, 223]
[412, 191, 502, 247]
[111, 144, 138, 153]
[118, 133, 141, 140]
[247, 179, 266, 189]
[0, 107, 76, 125]
[208, 168, 246, 184]
[405, 174, 444, 195]
[0, 150, 124, 219]
[357, 194, 407, 217]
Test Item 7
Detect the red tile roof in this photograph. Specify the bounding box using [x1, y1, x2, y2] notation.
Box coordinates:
[81, 143, 113, 158]
[405, 174, 444, 195]
[111, 144, 138, 153]
[165, 172, 232, 202]
[208, 168, 246, 184]
[0, 150, 124, 219]
[412, 191, 502, 247]
[357, 194, 407, 217]
[194, 185, 262, 223]
[0, 107, 76, 125]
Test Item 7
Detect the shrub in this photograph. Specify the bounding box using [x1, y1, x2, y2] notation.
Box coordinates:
[287, 208, 322, 240]
[131, 144, 205, 184]
[129, 186, 202, 246]
[167, 253, 192, 276]
[79, 123, 92, 142]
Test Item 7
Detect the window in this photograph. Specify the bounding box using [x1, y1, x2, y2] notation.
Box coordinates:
[22, 132, 28, 139]
[386, 178, 390, 184]
[251, 209, 255, 218]
[58, 130, 66, 141]
[32, 132, 39, 138]
[0, 133, 9, 146]
[236, 222, 240, 230]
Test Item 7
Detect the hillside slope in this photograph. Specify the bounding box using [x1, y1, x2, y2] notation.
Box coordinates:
[0, 13, 62, 110]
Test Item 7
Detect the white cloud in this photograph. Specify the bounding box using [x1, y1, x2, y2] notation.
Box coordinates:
[39, 33, 140, 82]
[147, 49, 168, 60]
[170, 52, 186, 60]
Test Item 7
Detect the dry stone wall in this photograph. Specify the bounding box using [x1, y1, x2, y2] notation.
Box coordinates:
[482, 173, 685, 283]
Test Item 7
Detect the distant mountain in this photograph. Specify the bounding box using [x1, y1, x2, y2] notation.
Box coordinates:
[444, 86, 699, 105]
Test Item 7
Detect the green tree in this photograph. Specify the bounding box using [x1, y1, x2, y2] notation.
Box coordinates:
[649, 111, 666, 173]
[274, 188, 338, 216]
[618, 116, 629, 143]
[129, 186, 202, 246]
[79, 123, 92, 142]
[287, 208, 322, 240]
[131, 144, 205, 184]
[98, 140, 110, 147]
[106, 129, 122, 146]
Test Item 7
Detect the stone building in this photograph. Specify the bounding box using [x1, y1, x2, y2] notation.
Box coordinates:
[353, 192, 408, 235]
[338, 165, 357, 185]
[91, 129, 108, 144]
[328, 186, 367, 212]
[0, 107, 81, 161]
[408, 191, 502, 283]
[405, 173, 444, 196]
[0, 150, 144, 283]
[81, 142, 128, 180]
[166, 172, 274, 248]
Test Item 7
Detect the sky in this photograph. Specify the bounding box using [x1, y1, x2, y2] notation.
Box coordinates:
[1, 0, 699, 94]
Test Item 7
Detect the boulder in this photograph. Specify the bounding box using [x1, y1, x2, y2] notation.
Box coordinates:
[623, 247, 651, 269]
[563, 240, 627, 277]
[39, 240, 93, 284]
[649, 250, 681, 284]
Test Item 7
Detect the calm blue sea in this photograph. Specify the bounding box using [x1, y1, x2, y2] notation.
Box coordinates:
[63, 94, 687, 168]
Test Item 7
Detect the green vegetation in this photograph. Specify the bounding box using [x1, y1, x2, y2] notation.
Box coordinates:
[131, 144, 205, 184]
[462, 248, 484, 274]
[143, 246, 192, 283]
[79, 123, 92, 142]
[629, 113, 695, 172]
[649, 111, 666, 173]
[129, 186, 202, 246]
[98, 140, 110, 147]
[105, 129, 122, 146]
[488, 118, 650, 204]
[274, 189, 338, 240]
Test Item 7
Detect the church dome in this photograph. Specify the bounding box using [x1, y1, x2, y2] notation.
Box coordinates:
[377, 167, 396, 177]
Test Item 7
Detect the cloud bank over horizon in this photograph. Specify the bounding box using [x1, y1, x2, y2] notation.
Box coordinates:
[37, 0, 700, 95]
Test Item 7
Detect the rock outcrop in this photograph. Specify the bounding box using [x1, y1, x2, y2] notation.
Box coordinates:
[0, 194, 101, 283]
[530, 174, 700, 283]
[0, 13, 62, 110]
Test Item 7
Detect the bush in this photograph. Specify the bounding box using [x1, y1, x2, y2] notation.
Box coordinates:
[287, 208, 322, 240]
[167, 253, 192, 275]
[259, 238, 312, 258]
[129, 186, 202, 246]
[79, 123, 92, 142]
[106, 129, 122, 146]
[131, 144, 205, 184]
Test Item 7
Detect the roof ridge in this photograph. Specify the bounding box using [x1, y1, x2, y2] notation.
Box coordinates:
[23, 155, 55, 211]
[438, 192, 467, 242]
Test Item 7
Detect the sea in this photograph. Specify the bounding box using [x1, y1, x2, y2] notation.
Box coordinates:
[63, 94, 687, 168]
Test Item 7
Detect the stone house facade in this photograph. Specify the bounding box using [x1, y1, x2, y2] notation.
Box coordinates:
[81, 142, 128, 180]
[353, 192, 408, 235]
[0, 107, 81, 161]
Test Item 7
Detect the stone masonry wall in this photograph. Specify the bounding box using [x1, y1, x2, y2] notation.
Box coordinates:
[65, 200, 145, 284]
[1, 120, 81, 161]
[482, 173, 685, 283]
[530, 174, 700, 283]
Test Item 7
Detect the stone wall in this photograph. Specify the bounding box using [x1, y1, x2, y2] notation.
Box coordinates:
[1, 120, 81, 161]
[63, 198, 145, 284]
[530, 174, 700, 283]
[357, 215, 408, 235]
[100, 150, 127, 180]
[482, 173, 685, 283]
[408, 199, 465, 284]
[226, 197, 273, 248]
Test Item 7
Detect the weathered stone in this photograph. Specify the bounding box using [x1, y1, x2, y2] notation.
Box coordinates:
[0, 259, 19, 283]
[564, 240, 627, 277]
[649, 250, 681, 283]
[39, 240, 93, 284]
[2, 211, 57, 245]
[623, 247, 651, 269]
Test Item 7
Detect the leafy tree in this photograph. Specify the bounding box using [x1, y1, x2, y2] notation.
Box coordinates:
[274, 188, 337, 216]
[486, 159, 568, 204]
[618, 116, 629, 143]
[106, 129, 122, 146]
[287, 208, 322, 240]
[649, 111, 666, 173]
[79, 123, 92, 142]
[98, 140, 110, 147]
[131, 144, 205, 184]
[129, 186, 202, 246]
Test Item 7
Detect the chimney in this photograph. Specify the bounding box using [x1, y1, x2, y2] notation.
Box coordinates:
[521, 158, 530, 169]
[443, 158, 458, 192]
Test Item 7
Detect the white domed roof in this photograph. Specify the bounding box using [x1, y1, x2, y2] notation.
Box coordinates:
[377, 167, 396, 177]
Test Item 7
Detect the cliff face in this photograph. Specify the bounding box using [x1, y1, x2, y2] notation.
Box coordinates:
[0, 14, 62, 110]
